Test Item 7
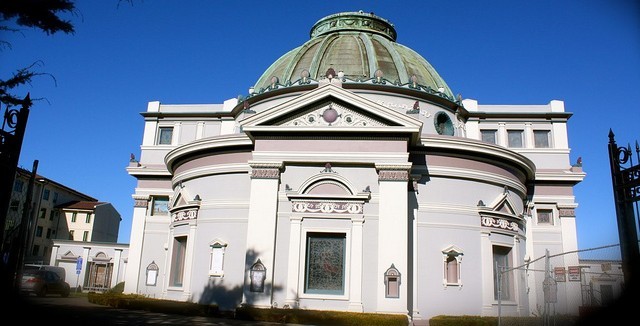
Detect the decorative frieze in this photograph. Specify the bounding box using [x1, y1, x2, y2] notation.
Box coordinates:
[251, 168, 280, 179]
[481, 216, 519, 232]
[292, 201, 363, 214]
[172, 209, 198, 222]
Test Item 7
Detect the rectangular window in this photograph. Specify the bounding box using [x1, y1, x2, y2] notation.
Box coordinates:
[49, 210, 55, 221]
[43, 189, 50, 201]
[9, 200, 20, 211]
[53, 192, 58, 204]
[85, 213, 92, 223]
[534, 130, 551, 148]
[304, 232, 346, 295]
[209, 243, 226, 276]
[39, 208, 46, 219]
[507, 130, 523, 148]
[82, 231, 89, 241]
[14, 180, 24, 192]
[72, 212, 77, 222]
[445, 256, 460, 284]
[171, 236, 188, 287]
[157, 127, 174, 145]
[36, 226, 43, 237]
[481, 129, 497, 144]
[31, 245, 40, 256]
[493, 246, 513, 300]
[152, 196, 169, 215]
[537, 209, 552, 224]
[46, 228, 52, 239]
[69, 230, 74, 240]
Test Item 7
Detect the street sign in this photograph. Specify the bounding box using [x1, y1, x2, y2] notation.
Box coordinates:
[568, 266, 581, 281]
[76, 257, 83, 275]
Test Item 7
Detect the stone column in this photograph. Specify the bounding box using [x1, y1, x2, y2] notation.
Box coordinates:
[348, 216, 364, 312]
[284, 215, 302, 308]
[112, 248, 123, 288]
[243, 161, 282, 308]
[179, 223, 198, 301]
[124, 194, 149, 294]
[481, 231, 494, 316]
[559, 205, 580, 315]
[375, 163, 410, 314]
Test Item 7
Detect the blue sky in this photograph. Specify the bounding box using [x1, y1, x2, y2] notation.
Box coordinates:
[3, 1, 639, 259]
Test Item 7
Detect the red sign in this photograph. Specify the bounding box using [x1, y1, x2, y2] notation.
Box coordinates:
[568, 266, 581, 281]
[554, 267, 566, 282]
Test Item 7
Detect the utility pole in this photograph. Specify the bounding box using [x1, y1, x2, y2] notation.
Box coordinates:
[13, 160, 39, 291]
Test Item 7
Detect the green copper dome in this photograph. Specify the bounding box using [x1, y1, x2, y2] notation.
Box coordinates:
[253, 11, 455, 100]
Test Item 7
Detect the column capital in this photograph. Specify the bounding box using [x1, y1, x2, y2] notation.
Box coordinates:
[375, 163, 411, 182]
[132, 194, 149, 208]
[249, 161, 283, 179]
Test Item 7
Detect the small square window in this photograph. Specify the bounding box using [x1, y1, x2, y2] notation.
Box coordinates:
[158, 127, 174, 145]
[481, 130, 497, 144]
[152, 196, 169, 215]
[534, 130, 551, 148]
[507, 130, 523, 148]
[537, 209, 552, 224]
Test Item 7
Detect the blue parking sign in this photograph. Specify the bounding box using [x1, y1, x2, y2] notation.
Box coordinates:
[76, 257, 83, 274]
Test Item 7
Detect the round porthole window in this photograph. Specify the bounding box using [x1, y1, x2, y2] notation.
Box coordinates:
[434, 112, 454, 136]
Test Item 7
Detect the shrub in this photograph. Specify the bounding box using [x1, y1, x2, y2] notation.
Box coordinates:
[236, 306, 409, 326]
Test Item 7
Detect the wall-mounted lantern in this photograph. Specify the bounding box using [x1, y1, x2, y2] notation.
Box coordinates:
[146, 261, 159, 286]
[250, 259, 266, 292]
[384, 264, 401, 298]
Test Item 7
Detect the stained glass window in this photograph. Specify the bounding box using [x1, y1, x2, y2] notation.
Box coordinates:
[305, 233, 345, 295]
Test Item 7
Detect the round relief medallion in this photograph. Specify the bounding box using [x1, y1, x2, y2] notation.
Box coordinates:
[322, 106, 339, 123]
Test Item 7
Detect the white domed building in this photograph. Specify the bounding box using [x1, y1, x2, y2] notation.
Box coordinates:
[124, 11, 585, 321]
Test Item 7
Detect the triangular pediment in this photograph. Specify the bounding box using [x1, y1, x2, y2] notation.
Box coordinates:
[240, 84, 422, 140]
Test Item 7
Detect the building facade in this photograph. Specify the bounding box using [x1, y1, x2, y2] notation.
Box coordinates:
[124, 12, 586, 321]
[48, 239, 129, 292]
[3, 168, 121, 265]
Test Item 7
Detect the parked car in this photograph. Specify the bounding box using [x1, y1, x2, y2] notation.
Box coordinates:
[24, 264, 66, 282]
[20, 269, 71, 297]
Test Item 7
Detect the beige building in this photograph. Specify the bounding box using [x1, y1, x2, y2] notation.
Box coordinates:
[3, 167, 121, 265]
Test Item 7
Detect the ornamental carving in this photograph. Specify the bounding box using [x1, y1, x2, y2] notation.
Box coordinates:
[172, 209, 198, 222]
[378, 170, 409, 181]
[292, 201, 363, 214]
[251, 168, 280, 179]
[481, 216, 519, 232]
[558, 209, 576, 217]
[133, 195, 149, 208]
[281, 102, 383, 127]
